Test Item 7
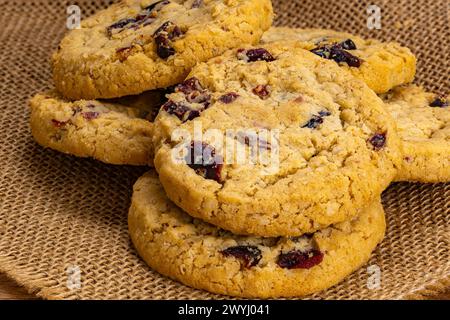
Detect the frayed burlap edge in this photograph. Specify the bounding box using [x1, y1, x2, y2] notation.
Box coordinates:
[0, 256, 60, 300]
[1, 254, 448, 300]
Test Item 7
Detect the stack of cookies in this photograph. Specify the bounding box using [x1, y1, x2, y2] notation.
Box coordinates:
[29, 0, 449, 298]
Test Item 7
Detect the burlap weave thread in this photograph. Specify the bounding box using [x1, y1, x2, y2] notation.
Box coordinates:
[0, 0, 448, 299]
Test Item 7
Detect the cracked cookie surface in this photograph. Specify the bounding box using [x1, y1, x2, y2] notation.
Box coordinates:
[29, 91, 156, 166]
[381, 85, 449, 182]
[261, 28, 416, 94]
[53, 0, 273, 99]
[152, 42, 402, 236]
[128, 171, 386, 298]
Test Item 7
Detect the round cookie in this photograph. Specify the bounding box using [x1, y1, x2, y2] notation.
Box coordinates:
[381, 85, 449, 183]
[261, 27, 416, 94]
[129, 171, 386, 298]
[53, 0, 273, 100]
[29, 91, 157, 166]
[152, 42, 402, 236]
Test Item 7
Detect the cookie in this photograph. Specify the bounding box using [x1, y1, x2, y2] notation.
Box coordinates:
[261, 27, 416, 94]
[381, 85, 449, 183]
[53, 0, 273, 99]
[29, 91, 156, 166]
[129, 171, 386, 298]
[152, 42, 402, 236]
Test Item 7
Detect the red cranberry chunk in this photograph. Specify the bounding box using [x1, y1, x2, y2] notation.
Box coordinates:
[238, 48, 275, 62]
[330, 49, 361, 67]
[186, 90, 211, 105]
[51, 119, 68, 128]
[221, 245, 262, 268]
[176, 77, 204, 95]
[429, 96, 449, 108]
[82, 111, 100, 120]
[338, 39, 357, 50]
[277, 249, 324, 269]
[153, 21, 183, 59]
[107, 18, 136, 36]
[302, 115, 323, 129]
[175, 77, 211, 105]
[368, 132, 387, 150]
[162, 100, 200, 122]
[311, 41, 362, 68]
[319, 110, 332, 117]
[186, 142, 223, 182]
[252, 85, 271, 99]
[154, 34, 175, 59]
[219, 92, 239, 104]
[143, 0, 170, 13]
[302, 111, 330, 129]
[154, 21, 179, 37]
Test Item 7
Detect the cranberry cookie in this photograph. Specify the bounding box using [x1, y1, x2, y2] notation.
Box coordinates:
[129, 171, 386, 298]
[152, 42, 402, 236]
[53, 0, 273, 99]
[381, 85, 449, 183]
[261, 28, 416, 94]
[29, 91, 157, 166]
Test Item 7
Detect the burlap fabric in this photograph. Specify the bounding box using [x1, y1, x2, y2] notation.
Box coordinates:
[0, 0, 448, 300]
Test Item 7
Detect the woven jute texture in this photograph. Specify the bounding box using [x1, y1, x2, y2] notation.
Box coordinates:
[0, 0, 448, 300]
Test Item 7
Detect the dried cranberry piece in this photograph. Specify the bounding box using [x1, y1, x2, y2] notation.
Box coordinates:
[310, 47, 331, 59]
[302, 115, 324, 129]
[136, 0, 170, 26]
[221, 245, 262, 268]
[107, 18, 136, 36]
[143, 0, 170, 13]
[302, 111, 331, 129]
[277, 249, 323, 269]
[318, 110, 332, 117]
[82, 111, 100, 120]
[153, 21, 183, 59]
[238, 48, 275, 62]
[186, 142, 223, 182]
[368, 132, 387, 150]
[429, 96, 449, 108]
[176, 77, 211, 105]
[330, 49, 361, 67]
[107, 1, 169, 36]
[219, 92, 239, 104]
[186, 90, 211, 105]
[51, 119, 68, 128]
[154, 34, 175, 59]
[162, 78, 211, 121]
[161, 100, 200, 122]
[311, 40, 362, 68]
[169, 26, 182, 40]
[338, 39, 357, 50]
[153, 21, 174, 37]
[252, 85, 271, 99]
[175, 77, 203, 94]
